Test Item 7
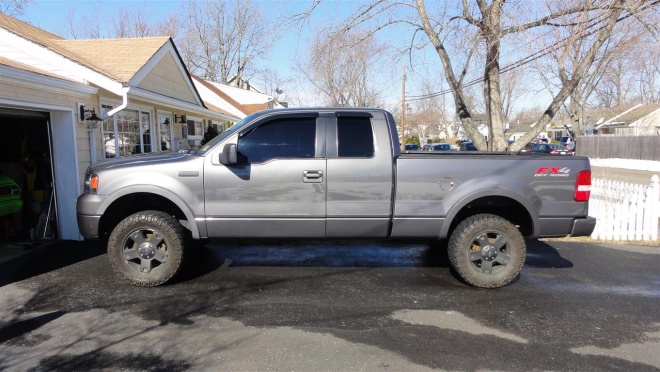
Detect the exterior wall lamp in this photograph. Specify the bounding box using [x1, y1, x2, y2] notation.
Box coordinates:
[174, 114, 187, 124]
[78, 104, 103, 130]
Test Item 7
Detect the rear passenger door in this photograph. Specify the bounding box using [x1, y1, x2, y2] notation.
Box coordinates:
[325, 113, 394, 238]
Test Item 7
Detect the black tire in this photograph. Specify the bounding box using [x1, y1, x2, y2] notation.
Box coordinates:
[448, 214, 526, 288]
[107, 210, 186, 287]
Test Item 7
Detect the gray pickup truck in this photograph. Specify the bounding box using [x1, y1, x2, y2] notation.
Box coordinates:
[77, 108, 596, 288]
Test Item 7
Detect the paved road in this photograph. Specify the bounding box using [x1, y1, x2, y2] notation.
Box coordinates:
[0, 239, 658, 371]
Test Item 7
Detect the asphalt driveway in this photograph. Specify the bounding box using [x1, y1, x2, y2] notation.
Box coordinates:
[0, 239, 658, 371]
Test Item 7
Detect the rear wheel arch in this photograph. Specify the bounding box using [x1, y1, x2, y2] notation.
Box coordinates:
[441, 193, 537, 240]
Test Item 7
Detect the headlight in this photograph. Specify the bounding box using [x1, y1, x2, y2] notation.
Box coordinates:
[84, 172, 99, 194]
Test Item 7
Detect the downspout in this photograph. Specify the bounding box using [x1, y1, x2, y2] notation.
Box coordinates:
[102, 86, 131, 119]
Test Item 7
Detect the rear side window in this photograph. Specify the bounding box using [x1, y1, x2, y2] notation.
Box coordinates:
[337, 117, 375, 157]
[238, 118, 316, 163]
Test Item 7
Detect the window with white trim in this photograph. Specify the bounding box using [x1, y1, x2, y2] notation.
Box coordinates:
[186, 117, 204, 140]
[157, 113, 173, 151]
[100, 104, 155, 159]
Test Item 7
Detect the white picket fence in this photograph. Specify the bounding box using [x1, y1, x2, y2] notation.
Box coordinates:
[589, 175, 660, 241]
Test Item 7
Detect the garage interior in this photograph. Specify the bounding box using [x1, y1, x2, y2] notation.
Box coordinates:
[0, 108, 58, 245]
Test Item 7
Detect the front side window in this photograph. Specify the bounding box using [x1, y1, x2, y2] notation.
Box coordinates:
[237, 118, 316, 163]
[337, 117, 374, 157]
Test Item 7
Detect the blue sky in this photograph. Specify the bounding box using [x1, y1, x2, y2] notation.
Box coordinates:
[20, 0, 411, 106]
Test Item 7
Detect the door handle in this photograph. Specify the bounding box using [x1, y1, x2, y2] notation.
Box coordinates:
[303, 170, 323, 183]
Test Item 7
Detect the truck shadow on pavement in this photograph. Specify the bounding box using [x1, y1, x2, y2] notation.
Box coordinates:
[174, 238, 574, 284]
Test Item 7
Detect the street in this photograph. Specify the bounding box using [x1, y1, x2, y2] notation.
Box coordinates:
[0, 239, 658, 371]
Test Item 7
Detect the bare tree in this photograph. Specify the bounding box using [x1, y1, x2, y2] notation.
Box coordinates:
[112, 6, 154, 38]
[296, 0, 652, 150]
[534, 3, 658, 135]
[0, 0, 32, 17]
[254, 68, 292, 102]
[407, 80, 451, 142]
[60, 0, 102, 39]
[298, 28, 386, 107]
[179, 0, 277, 83]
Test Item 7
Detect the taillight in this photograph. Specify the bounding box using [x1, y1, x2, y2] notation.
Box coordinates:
[574, 170, 591, 201]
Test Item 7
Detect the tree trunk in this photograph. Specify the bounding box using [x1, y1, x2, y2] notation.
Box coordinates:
[481, 1, 507, 150]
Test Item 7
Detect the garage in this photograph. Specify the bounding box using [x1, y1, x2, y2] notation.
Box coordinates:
[0, 108, 57, 244]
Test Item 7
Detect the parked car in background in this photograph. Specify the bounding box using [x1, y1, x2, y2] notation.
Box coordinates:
[405, 144, 420, 151]
[558, 136, 576, 150]
[423, 143, 454, 151]
[459, 141, 478, 151]
[531, 143, 575, 155]
[520, 142, 537, 152]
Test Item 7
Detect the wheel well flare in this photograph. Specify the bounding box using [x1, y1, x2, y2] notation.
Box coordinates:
[450, 196, 533, 238]
[98, 193, 186, 239]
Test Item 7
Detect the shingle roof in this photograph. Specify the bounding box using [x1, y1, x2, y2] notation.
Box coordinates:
[53, 37, 170, 82]
[1, 13, 169, 83]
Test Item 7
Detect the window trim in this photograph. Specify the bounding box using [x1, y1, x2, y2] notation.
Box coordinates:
[186, 115, 204, 140]
[99, 99, 155, 158]
[157, 110, 174, 151]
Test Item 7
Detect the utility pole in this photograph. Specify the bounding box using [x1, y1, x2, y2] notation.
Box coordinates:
[401, 65, 406, 151]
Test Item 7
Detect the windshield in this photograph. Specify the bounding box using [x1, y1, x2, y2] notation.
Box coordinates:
[194, 113, 260, 156]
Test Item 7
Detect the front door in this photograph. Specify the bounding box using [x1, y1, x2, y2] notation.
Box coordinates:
[203, 116, 326, 238]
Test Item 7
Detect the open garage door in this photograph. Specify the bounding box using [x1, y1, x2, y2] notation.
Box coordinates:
[0, 108, 57, 243]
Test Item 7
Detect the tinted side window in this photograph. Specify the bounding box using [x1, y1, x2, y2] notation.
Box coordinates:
[337, 117, 375, 157]
[238, 118, 316, 163]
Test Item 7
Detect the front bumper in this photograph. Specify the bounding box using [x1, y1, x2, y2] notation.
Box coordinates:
[569, 216, 597, 237]
[76, 193, 108, 239]
[77, 214, 101, 239]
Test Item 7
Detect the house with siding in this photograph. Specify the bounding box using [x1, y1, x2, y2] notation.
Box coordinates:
[0, 13, 242, 241]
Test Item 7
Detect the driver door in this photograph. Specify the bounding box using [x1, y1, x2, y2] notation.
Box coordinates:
[203, 115, 327, 238]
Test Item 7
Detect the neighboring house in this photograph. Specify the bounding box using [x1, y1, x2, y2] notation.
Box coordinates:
[227, 75, 288, 108]
[549, 103, 660, 137]
[0, 13, 240, 241]
[193, 76, 284, 119]
[621, 106, 660, 136]
[505, 121, 549, 143]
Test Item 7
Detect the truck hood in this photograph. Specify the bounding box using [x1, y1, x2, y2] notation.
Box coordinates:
[88, 152, 191, 173]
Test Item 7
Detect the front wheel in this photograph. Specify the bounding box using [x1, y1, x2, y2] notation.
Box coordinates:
[448, 214, 526, 288]
[107, 210, 186, 286]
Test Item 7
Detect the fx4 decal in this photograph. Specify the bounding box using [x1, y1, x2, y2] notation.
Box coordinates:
[535, 167, 571, 177]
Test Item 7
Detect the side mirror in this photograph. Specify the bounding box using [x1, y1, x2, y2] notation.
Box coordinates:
[219, 143, 237, 165]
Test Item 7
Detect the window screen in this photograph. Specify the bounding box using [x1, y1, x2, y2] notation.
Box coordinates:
[337, 117, 375, 157]
[238, 118, 316, 163]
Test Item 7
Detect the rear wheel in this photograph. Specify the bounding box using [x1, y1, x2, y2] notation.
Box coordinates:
[107, 210, 186, 286]
[448, 214, 526, 288]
